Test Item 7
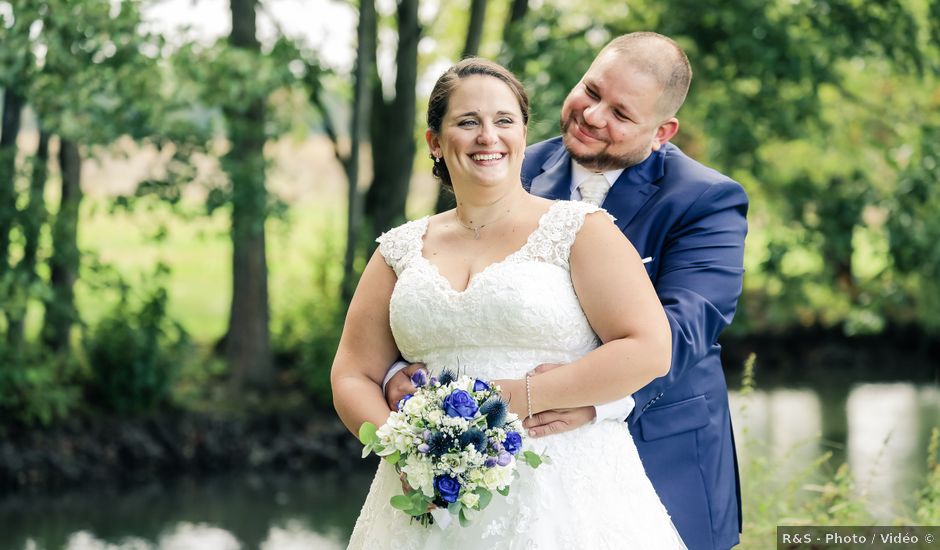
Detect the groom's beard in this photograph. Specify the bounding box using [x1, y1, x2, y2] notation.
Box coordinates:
[560, 115, 648, 172]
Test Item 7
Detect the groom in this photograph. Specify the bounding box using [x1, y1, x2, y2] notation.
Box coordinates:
[386, 32, 747, 549]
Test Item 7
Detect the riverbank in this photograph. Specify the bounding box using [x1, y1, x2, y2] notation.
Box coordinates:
[0, 409, 367, 492]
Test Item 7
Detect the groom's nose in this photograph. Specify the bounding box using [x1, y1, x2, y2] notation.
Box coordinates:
[582, 102, 606, 129]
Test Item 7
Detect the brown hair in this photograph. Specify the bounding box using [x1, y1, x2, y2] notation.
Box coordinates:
[602, 32, 692, 119]
[426, 57, 530, 188]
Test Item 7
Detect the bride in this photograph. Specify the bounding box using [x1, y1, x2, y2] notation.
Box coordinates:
[331, 58, 685, 549]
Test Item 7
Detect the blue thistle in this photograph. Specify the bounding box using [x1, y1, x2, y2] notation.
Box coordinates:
[438, 368, 457, 386]
[427, 431, 454, 457]
[458, 428, 487, 452]
[479, 396, 508, 428]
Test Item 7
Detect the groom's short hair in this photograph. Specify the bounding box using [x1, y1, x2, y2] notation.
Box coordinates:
[602, 32, 692, 120]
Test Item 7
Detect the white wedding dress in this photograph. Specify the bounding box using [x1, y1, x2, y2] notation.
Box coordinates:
[347, 201, 685, 549]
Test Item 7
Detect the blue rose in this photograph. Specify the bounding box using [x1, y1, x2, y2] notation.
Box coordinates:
[503, 432, 522, 455]
[397, 393, 413, 411]
[434, 475, 461, 503]
[473, 379, 490, 392]
[443, 389, 479, 419]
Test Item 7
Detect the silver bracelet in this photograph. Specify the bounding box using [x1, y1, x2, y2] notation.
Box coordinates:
[525, 373, 533, 420]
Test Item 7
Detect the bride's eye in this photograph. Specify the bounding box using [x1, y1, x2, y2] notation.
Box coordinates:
[458, 119, 479, 127]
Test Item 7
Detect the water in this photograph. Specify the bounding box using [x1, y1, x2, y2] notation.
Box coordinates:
[1, 382, 937, 549]
[0, 469, 374, 550]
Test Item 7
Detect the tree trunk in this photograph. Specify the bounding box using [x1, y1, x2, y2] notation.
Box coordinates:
[0, 88, 24, 274]
[42, 138, 81, 353]
[223, 0, 273, 391]
[462, 0, 487, 58]
[340, 0, 377, 303]
[364, 0, 420, 244]
[7, 129, 49, 347]
[501, 0, 529, 70]
[433, 0, 488, 214]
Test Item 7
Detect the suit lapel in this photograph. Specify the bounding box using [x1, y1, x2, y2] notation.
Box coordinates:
[605, 147, 666, 230]
[528, 145, 573, 200]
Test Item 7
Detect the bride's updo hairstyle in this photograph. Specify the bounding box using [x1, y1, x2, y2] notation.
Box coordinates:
[426, 58, 530, 189]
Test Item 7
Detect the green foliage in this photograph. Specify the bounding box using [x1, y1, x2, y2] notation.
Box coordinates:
[0, 344, 82, 428]
[272, 224, 347, 408]
[887, 124, 940, 330]
[83, 264, 190, 414]
[915, 428, 940, 523]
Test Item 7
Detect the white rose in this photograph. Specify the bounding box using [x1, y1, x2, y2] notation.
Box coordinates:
[403, 394, 426, 415]
[401, 458, 435, 498]
[483, 463, 514, 490]
[459, 492, 480, 509]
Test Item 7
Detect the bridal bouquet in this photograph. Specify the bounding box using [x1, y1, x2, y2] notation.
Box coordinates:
[359, 369, 546, 528]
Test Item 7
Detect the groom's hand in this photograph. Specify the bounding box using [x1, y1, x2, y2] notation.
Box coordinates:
[384, 363, 424, 411]
[523, 363, 596, 438]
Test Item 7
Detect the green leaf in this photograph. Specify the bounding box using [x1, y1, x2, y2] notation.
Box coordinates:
[409, 491, 429, 514]
[359, 422, 378, 445]
[497, 486, 510, 497]
[458, 506, 470, 527]
[476, 488, 492, 510]
[386, 450, 401, 465]
[390, 495, 412, 511]
[361, 443, 373, 459]
[523, 450, 543, 468]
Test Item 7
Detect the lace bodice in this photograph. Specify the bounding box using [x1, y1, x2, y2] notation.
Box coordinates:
[376, 200, 609, 380]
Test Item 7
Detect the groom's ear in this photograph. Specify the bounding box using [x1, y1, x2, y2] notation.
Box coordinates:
[426, 129, 442, 158]
[651, 118, 679, 151]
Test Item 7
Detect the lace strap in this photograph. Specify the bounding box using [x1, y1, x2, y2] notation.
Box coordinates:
[375, 217, 430, 276]
[522, 201, 616, 269]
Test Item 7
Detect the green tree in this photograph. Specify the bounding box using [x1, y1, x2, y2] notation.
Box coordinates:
[223, 0, 275, 390]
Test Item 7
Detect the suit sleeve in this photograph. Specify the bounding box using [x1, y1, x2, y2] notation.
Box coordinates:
[630, 179, 748, 422]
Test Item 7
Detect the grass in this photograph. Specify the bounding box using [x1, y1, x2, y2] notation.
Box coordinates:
[17, 195, 348, 344]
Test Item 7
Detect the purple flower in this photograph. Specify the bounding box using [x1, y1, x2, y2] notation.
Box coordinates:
[411, 368, 429, 388]
[484, 457, 498, 468]
[434, 475, 461, 503]
[503, 432, 523, 455]
[397, 394, 413, 411]
[443, 389, 479, 419]
[497, 451, 512, 467]
[473, 379, 490, 392]
[418, 444, 430, 454]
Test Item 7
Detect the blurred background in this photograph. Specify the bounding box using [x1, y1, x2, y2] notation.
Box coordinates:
[0, 0, 938, 548]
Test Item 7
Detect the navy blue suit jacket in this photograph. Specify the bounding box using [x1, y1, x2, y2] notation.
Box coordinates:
[522, 137, 747, 550]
